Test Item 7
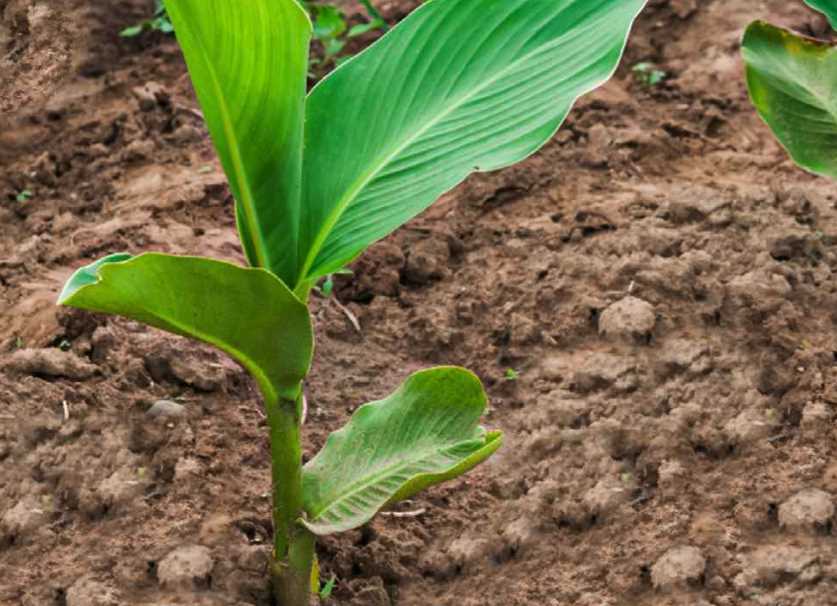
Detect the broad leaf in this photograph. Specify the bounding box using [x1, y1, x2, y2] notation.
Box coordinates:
[166, 0, 311, 285]
[743, 21, 837, 179]
[806, 0, 837, 29]
[59, 253, 313, 401]
[298, 0, 646, 282]
[302, 367, 502, 535]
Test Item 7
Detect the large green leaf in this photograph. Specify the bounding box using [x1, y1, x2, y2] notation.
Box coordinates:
[301, 367, 502, 535]
[59, 253, 313, 401]
[166, 0, 311, 285]
[298, 0, 646, 282]
[805, 0, 837, 29]
[743, 21, 837, 179]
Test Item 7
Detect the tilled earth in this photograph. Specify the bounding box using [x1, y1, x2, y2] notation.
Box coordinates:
[1, 1, 836, 605]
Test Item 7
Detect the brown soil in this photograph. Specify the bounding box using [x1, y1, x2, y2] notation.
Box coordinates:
[2, 1, 836, 605]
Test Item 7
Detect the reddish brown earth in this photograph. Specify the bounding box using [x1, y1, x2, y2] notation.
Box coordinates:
[2, 1, 837, 605]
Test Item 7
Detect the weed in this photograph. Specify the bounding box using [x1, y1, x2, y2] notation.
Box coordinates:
[61, 1, 645, 603]
[120, 0, 173, 37]
[632, 62, 667, 87]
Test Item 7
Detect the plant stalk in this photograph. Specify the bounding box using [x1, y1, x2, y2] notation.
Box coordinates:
[267, 393, 316, 605]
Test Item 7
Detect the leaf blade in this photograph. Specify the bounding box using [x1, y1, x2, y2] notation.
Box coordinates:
[299, 0, 646, 281]
[805, 0, 837, 29]
[742, 20, 837, 179]
[59, 253, 313, 401]
[302, 367, 502, 535]
[166, 0, 311, 284]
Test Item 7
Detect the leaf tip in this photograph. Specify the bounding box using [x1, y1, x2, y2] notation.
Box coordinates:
[57, 253, 133, 306]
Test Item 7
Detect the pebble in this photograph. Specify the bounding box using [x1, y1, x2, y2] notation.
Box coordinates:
[651, 545, 706, 590]
[157, 545, 214, 590]
[598, 296, 656, 342]
[147, 400, 187, 419]
[778, 488, 835, 531]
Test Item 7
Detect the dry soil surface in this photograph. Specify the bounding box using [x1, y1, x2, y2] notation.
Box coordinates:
[1, 1, 836, 605]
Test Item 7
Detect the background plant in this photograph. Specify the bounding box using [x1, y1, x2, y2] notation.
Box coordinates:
[742, 0, 837, 178]
[63, 0, 646, 603]
[120, 0, 387, 70]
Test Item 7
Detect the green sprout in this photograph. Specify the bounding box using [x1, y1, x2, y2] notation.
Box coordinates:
[59, 0, 645, 603]
[742, 1, 837, 179]
[632, 61, 667, 87]
[120, 0, 173, 37]
[505, 368, 521, 381]
[15, 189, 32, 203]
[318, 574, 337, 599]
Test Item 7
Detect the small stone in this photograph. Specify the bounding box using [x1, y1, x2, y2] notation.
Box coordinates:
[5, 348, 97, 380]
[157, 545, 214, 590]
[778, 489, 835, 531]
[147, 400, 187, 419]
[651, 546, 706, 590]
[598, 296, 656, 343]
[65, 576, 120, 606]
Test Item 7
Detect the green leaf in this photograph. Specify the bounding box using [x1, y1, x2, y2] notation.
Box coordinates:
[298, 0, 646, 282]
[119, 24, 145, 37]
[313, 5, 347, 40]
[805, 0, 837, 29]
[165, 0, 312, 285]
[347, 18, 385, 38]
[58, 253, 313, 401]
[302, 367, 502, 535]
[743, 21, 837, 179]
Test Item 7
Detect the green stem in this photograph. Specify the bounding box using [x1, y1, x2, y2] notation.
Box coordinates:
[266, 393, 316, 605]
[359, 0, 388, 30]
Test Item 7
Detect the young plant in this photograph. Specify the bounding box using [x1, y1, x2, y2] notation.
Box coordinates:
[120, 0, 174, 38]
[59, 0, 645, 603]
[742, 0, 837, 178]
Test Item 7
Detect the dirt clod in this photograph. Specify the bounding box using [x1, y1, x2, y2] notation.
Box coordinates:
[4, 348, 97, 380]
[651, 545, 706, 590]
[598, 295, 656, 343]
[778, 489, 835, 532]
[157, 545, 214, 590]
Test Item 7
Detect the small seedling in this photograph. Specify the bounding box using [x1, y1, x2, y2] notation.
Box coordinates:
[318, 575, 337, 599]
[15, 189, 32, 203]
[58, 339, 72, 352]
[632, 62, 667, 87]
[505, 368, 521, 382]
[120, 0, 173, 37]
[13, 337, 24, 350]
[59, 1, 645, 603]
[742, 1, 837, 178]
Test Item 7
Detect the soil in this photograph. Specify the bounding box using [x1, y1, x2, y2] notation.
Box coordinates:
[1, 1, 836, 605]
